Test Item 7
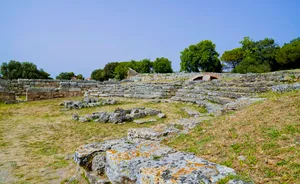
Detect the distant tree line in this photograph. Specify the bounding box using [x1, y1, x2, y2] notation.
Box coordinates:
[55, 72, 84, 80]
[0, 60, 51, 79]
[91, 57, 173, 81]
[220, 37, 300, 73]
[180, 37, 300, 73]
[1, 36, 299, 80]
[0, 60, 85, 80]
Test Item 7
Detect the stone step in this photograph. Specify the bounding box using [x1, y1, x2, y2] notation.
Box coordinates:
[170, 97, 225, 115]
[197, 81, 278, 88]
[195, 86, 269, 93]
[176, 89, 250, 99]
[173, 92, 235, 105]
[171, 116, 213, 130]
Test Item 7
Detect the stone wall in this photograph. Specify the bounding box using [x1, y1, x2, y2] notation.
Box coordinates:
[0, 79, 15, 102]
[2, 69, 300, 101]
[26, 87, 83, 101]
[128, 70, 300, 82]
[89, 82, 182, 99]
[1, 79, 103, 96]
[0, 88, 15, 102]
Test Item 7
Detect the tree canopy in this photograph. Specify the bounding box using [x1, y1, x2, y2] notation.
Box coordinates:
[220, 48, 244, 69]
[180, 40, 222, 72]
[276, 38, 300, 69]
[221, 37, 282, 73]
[153, 57, 173, 73]
[91, 69, 105, 81]
[0, 60, 51, 79]
[56, 72, 75, 80]
[76, 74, 84, 80]
[91, 58, 169, 81]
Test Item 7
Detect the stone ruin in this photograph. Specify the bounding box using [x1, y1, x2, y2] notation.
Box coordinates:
[74, 139, 237, 184]
[72, 107, 165, 123]
[70, 70, 300, 184]
[1, 71, 300, 183]
[127, 68, 139, 78]
[189, 73, 220, 82]
[0, 86, 15, 103]
[62, 93, 118, 110]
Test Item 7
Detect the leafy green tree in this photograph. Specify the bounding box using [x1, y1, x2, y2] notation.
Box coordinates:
[235, 37, 280, 73]
[276, 38, 300, 69]
[56, 72, 75, 80]
[91, 69, 105, 81]
[220, 48, 244, 69]
[139, 59, 153, 73]
[76, 74, 84, 80]
[234, 57, 271, 73]
[180, 40, 222, 72]
[103, 62, 119, 80]
[153, 57, 173, 73]
[0, 60, 51, 79]
[114, 62, 130, 80]
[38, 69, 51, 79]
[223, 37, 280, 73]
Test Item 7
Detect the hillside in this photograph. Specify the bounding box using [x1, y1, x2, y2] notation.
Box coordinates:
[164, 91, 300, 183]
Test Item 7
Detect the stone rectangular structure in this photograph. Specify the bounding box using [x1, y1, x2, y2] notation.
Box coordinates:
[26, 87, 83, 101]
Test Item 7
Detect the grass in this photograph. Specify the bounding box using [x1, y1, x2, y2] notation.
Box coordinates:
[164, 91, 300, 184]
[0, 97, 202, 184]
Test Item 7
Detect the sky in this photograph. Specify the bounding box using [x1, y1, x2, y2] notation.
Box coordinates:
[0, 0, 299, 78]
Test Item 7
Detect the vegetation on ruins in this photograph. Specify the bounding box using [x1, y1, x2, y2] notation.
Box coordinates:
[180, 40, 222, 72]
[0, 60, 51, 80]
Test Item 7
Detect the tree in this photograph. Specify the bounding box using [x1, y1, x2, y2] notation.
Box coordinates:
[153, 57, 173, 73]
[276, 38, 300, 69]
[139, 59, 153, 73]
[222, 37, 280, 73]
[103, 62, 119, 80]
[180, 40, 222, 72]
[39, 69, 51, 79]
[76, 74, 84, 80]
[114, 62, 130, 80]
[234, 57, 271, 73]
[220, 48, 244, 69]
[56, 72, 75, 80]
[0, 60, 51, 79]
[91, 69, 105, 81]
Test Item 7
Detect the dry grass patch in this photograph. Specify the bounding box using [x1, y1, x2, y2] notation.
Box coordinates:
[164, 91, 300, 184]
[0, 97, 203, 184]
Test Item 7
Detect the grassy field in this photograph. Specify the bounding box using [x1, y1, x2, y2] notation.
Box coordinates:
[1, 91, 299, 184]
[0, 97, 204, 184]
[164, 91, 300, 184]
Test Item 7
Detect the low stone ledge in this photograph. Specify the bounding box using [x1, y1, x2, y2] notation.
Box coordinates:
[271, 83, 300, 93]
[75, 139, 237, 184]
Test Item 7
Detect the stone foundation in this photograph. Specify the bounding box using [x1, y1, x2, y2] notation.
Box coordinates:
[0, 90, 15, 102]
[26, 88, 83, 101]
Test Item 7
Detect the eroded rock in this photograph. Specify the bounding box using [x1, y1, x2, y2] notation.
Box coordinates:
[75, 139, 236, 184]
[74, 107, 163, 124]
[157, 113, 166, 119]
[133, 119, 157, 124]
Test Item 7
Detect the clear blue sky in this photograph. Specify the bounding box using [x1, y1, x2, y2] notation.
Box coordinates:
[0, 0, 299, 78]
